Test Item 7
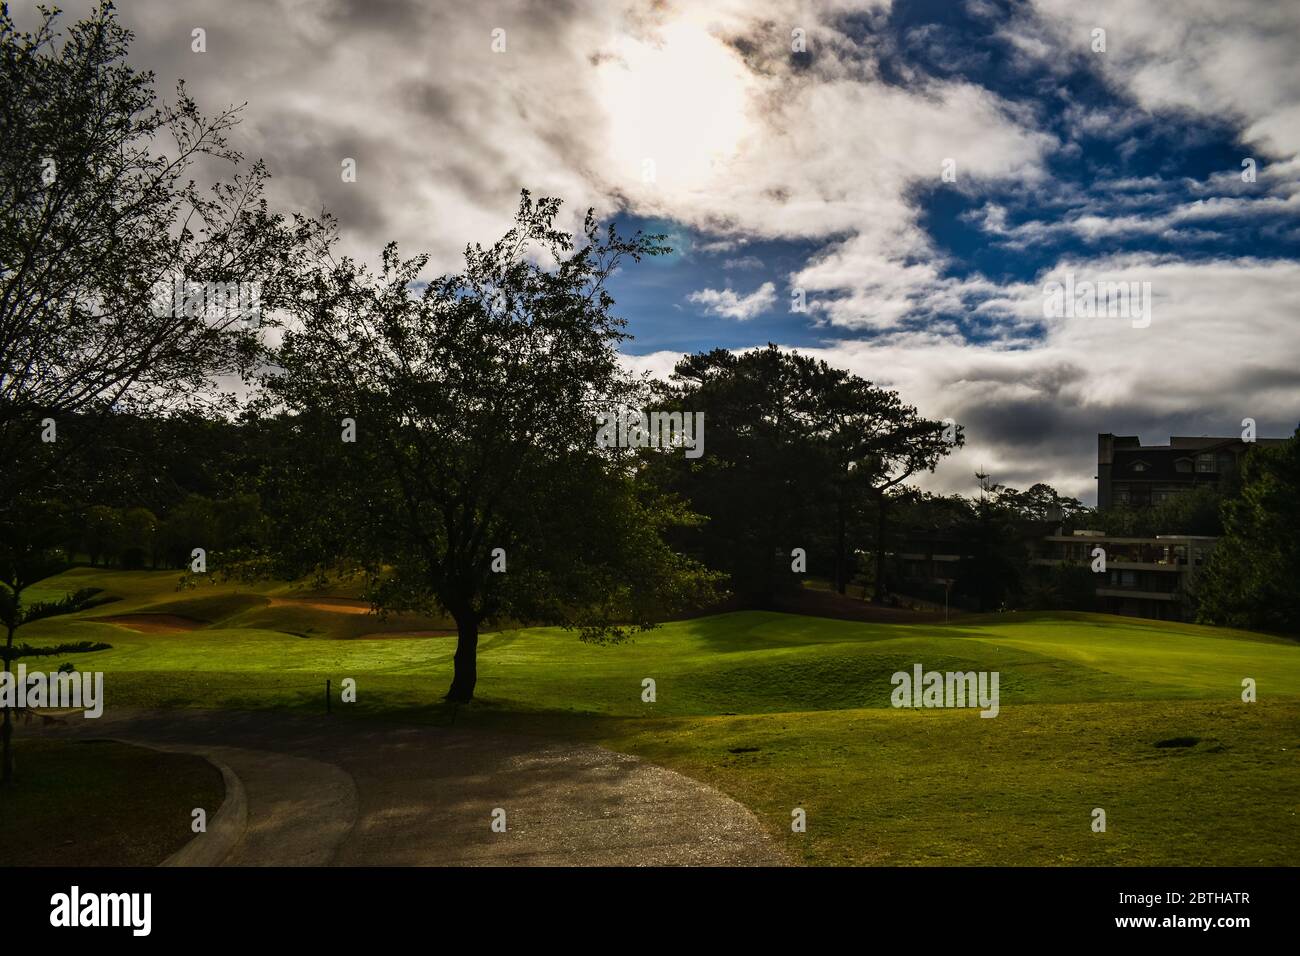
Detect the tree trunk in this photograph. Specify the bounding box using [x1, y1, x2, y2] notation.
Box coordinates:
[872, 493, 887, 605]
[835, 492, 847, 595]
[444, 615, 479, 703]
[2, 617, 16, 786]
[1, 700, 11, 785]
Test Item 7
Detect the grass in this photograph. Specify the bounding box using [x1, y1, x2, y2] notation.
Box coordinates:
[0, 738, 224, 866]
[12, 567, 1300, 865]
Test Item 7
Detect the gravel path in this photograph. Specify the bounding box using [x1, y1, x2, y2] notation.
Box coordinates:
[33, 709, 787, 867]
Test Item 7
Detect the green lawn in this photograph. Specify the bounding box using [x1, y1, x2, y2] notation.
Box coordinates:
[13, 567, 1300, 865]
[0, 738, 224, 866]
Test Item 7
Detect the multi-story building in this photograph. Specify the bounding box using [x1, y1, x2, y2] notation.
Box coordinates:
[1096, 433, 1286, 510]
[1032, 531, 1217, 621]
[893, 431, 1284, 621]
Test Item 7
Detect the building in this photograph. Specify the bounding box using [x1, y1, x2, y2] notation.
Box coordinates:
[1096, 433, 1286, 510]
[1032, 531, 1216, 621]
[892, 430, 1285, 621]
[895, 529, 966, 608]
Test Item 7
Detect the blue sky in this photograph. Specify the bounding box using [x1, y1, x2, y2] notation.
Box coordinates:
[45, 0, 1300, 501]
[607, 0, 1300, 358]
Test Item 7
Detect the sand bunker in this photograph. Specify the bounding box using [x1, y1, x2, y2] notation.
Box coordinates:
[96, 614, 204, 634]
[266, 597, 374, 615]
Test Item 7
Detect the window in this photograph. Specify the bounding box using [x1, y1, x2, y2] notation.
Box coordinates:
[1196, 453, 1216, 473]
[1114, 487, 1130, 505]
[1175, 459, 1193, 473]
[1131, 461, 1147, 472]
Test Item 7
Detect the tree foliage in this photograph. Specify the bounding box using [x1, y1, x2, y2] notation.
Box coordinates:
[0, 2, 327, 512]
[649, 345, 959, 605]
[260, 192, 720, 700]
[1196, 429, 1300, 634]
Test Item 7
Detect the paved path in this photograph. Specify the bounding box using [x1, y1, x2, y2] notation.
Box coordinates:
[33, 709, 787, 867]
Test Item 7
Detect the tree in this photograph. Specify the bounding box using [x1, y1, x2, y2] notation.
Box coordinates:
[118, 506, 158, 568]
[648, 345, 837, 604]
[824, 379, 959, 604]
[1024, 563, 1096, 612]
[1099, 484, 1224, 538]
[0, 3, 328, 516]
[261, 192, 718, 701]
[0, 498, 110, 785]
[650, 345, 959, 605]
[892, 480, 1087, 612]
[1196, 428, 1300, 634]
[957, 473, 1029, 611]
[159, 494, 218, 568]
[80, 504, 121, 566]
[996, 482, 1088, 525]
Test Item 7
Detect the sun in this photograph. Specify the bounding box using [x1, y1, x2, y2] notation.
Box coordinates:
[596, 17, 755, 196]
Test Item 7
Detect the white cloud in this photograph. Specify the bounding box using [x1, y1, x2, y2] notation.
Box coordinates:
[633, 255, 1300, 502]
[687, 282, 777, 320]
[25, 0, 1297, 501]
[969, 190, 1300, 248]
[38, 0, 1051, 313]
[1020, 0, 1300, 160]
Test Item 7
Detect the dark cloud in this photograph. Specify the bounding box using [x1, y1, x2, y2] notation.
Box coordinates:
[320, 0, 424, 35]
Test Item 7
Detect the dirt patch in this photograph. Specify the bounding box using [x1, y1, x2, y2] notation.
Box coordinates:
[267, 597, 374, 615]
[95, 614, 205, 634]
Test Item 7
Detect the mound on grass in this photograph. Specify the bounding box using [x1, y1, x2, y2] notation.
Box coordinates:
[235, 600, 457, 640]
[142, 592, 269, 624]
[15, 569, 1300, 866]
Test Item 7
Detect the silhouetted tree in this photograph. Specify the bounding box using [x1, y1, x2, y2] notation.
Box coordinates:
[1197, 428, 1300, 634]
[824, 379, 958, 604]
[651, 345, 959, 605]
[0, 3, 328, 517]
[262, 192, 718, 701]
[649, 346, 835, 604]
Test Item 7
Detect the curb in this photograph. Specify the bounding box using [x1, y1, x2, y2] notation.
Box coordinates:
[161, 753, 248, 867]
[92, 737, 249, 866]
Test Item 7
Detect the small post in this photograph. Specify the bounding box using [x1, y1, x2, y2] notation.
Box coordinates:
[326, 678, 331, 716]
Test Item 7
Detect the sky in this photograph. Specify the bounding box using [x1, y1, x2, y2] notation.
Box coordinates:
[21, 0, 1300, 503]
